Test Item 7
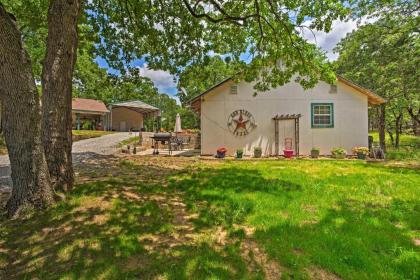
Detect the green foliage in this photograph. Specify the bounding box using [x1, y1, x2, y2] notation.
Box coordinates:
[331, 147, 346, 155]
[334, 12, 419, 140]
[369, 132, 420, 160]
[177, 55, 236, 104]
[86, 0, 353, 91]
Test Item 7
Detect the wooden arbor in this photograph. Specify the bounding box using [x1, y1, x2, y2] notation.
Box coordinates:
[273, 114, 301, 156]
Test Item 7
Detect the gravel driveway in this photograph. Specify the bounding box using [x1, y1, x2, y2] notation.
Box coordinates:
[0, 132, 133, 192]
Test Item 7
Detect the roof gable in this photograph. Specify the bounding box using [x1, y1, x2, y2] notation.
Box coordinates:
[190, 75, 386, 105]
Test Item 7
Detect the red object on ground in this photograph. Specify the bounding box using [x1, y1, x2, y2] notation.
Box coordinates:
[283, 149, 294, 158]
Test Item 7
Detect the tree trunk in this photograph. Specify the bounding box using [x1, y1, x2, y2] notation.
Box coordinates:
[387, 130, 394, 146]
[395, 114, 402, 148]
[0, 5, 54, 217]
[41, 0, 80, 192]
[412, 118, 419, 136]
[407, 108, 420, 136]
[378, 104, 386, 152]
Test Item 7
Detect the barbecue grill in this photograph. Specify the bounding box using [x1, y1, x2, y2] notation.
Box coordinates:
[151, 133, 172, 155]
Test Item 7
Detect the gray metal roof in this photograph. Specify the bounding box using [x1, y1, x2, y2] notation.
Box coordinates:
[110, 100, 160, 115]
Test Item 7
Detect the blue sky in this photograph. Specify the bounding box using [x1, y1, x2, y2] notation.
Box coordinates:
[96, 19, 362, 103]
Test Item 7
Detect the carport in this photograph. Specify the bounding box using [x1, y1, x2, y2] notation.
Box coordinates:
[106, 100, 161, 132]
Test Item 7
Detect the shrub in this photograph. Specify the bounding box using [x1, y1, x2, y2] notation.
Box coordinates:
[311, 147, 320, 153]
[331, 147, 346, 156]
[352, 146, 369, 155]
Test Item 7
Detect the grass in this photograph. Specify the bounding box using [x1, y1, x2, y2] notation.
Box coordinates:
[118, 136, 140, 147]
[369, 132, 420, 161]
[72, 130, 114, 142]
[0, 157, 419, 279]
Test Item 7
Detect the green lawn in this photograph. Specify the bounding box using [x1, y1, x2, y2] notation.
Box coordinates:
[72, 130, 114, 141]
[369, 132, 420, 161]
[0, 157, 419, 279]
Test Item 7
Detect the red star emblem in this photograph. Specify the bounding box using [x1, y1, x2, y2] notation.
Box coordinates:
[233, 112, 249, 133]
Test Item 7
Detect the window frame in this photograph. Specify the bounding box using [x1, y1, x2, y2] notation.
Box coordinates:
[311, 103, 334, 128]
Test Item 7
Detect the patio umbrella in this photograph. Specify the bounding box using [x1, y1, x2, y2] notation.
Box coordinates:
[174, 113, 182, 134]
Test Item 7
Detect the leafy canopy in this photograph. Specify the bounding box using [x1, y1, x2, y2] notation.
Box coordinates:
[177, 55, 236, 104]
[87, 0, 354, 91]
[334, 7, 419, 138]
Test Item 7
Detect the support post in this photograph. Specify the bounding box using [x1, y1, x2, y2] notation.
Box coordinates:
[295, 118, 300, 157]
[109, 105, 112, 131]
[76, 113, 80, 130]
[274, 118, 279, 156]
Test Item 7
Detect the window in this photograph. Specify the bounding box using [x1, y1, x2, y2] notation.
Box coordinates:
[311, 103, 334, 128]
[230, 85, 238, 95]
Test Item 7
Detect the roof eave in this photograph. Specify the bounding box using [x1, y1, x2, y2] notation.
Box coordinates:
[336, 75, 386, 105]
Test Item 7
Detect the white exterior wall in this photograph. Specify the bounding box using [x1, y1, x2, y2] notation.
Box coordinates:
[200, 80, 368, 156]
[111, 107, 144, 131]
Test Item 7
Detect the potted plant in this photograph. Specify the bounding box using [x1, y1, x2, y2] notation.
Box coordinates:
[331, 147, 346, 159]
[254, 146, 262, 158]
[283, 149, 294, 158]
[216, 147, 227, 158]
[236, 148, 244, 159]
[352, 146, 369, 160]
[311, 147, 320, 158]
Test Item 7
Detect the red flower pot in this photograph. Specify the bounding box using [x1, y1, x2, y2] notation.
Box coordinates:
[283, 149, 294, 158]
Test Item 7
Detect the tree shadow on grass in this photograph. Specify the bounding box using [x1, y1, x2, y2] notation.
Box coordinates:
[167, 162, 419, 279]
[0, 160, 265, 279]
[253, 197, 420, 280]
[170, 165, 303, 229]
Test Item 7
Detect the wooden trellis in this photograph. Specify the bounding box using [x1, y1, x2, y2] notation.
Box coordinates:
[272, 114, 301, 156]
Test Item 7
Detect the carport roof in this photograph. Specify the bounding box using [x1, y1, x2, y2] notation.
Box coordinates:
[110, 100, 160, 115]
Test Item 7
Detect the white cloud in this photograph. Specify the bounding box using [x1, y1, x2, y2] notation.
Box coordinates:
[301, 17, 378, 61]
[301, 19, 359, 61]
[137, 64, 177, 93]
